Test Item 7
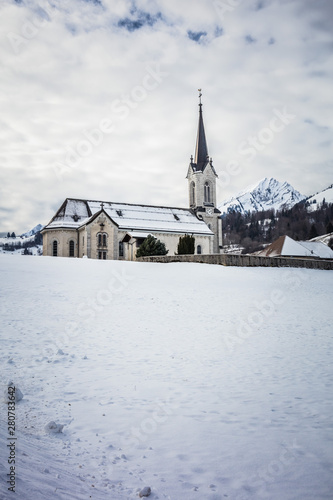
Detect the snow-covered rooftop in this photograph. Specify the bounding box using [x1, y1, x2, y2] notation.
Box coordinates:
[258, 235, 333, 259]
[43, 199, 214, 236]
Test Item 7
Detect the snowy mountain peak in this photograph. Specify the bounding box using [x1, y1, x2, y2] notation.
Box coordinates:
[20, 223, 44, 238]
[219, 177, 305, 215]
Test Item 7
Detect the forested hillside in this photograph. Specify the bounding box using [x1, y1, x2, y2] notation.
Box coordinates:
[222, 200, 333, 254]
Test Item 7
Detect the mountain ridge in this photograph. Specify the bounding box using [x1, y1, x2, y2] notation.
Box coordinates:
[219, 177, 306, 215]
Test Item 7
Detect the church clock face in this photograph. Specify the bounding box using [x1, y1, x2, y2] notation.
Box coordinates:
[206, 207, 213, 216]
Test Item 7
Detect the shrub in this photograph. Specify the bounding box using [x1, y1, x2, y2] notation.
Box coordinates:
[177, 234, 195, 255]
[136, 235, 168, 258]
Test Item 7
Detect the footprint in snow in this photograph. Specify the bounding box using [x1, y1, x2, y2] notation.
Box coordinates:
[45, 421, 65, 433]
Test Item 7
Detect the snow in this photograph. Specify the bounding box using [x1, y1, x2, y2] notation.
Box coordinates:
[20, 224, 44, 238]
[0, 254, 332, 500]
[298, 241, 333, 259]
[0, 245, 42, 256]
[277, 236, 333, 258]
[0, 235, 36, 246]
[219, 178, 305, 215]
[45, 199, 213, 235]
[280, 235, 310, 257]
[310, 232, 333, 246]
[306, 184, 333, 212]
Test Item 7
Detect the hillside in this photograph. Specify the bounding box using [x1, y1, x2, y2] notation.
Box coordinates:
[0, 224, 43, 255]
[0, 255, 332, 499]
[306, 184, 333, 212]
[221, 181, 333, 254]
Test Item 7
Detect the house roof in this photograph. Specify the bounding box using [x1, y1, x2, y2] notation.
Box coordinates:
[258, 235, 333, 259]
[43, 198, 214, 236]
[298, 241, 333, 259]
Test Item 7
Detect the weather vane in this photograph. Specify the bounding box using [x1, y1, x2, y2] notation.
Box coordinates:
[198, 88, 202, 104]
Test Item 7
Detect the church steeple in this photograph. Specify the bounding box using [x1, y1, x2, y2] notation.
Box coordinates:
[189, 90, 217, 175]
[186, 91, 222, 253]
[194, 90, 209, 170]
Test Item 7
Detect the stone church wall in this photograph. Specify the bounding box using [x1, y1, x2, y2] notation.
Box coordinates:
[42, 229, 78, 258]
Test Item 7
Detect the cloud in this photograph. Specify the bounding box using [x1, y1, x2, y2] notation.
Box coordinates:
[245, 34, 257, 44]
[0, 0, 332, 232]
[117, 6, 164, 32]
[187, 30, 207, 43]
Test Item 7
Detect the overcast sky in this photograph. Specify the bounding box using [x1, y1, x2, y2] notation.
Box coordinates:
[1, 0, 332, 233]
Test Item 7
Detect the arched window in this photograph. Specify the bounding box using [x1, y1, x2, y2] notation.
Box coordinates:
[119, 241, 124, 257]
[190, 181, 196, 206]
[52, 240, 58, 257]
[97, 233, 108, 247]
[69, 240, 75, 257]
[197, 245, 202, 255]
[204, 182, 211, 203]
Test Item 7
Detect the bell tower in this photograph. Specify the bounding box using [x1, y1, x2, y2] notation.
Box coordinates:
[186, 90, 222, 253]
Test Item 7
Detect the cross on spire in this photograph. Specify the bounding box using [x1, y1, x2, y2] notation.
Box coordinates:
[100, 202, 104, 210]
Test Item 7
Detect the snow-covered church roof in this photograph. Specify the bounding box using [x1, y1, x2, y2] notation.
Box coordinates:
[43, 198, 214, 236]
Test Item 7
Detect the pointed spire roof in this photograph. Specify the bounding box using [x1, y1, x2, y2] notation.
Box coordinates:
[194, 90, 209, 169]
[189, 90, 217, 176]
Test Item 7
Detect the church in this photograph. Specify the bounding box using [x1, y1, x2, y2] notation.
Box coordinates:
[41, 94, 222, 260]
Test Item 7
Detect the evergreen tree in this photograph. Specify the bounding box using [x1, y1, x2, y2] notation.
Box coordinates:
[326, 221, 333, 234]
[7, 232, 10, 238]
[136, 235, 168, 258]
[11, 232, 16, 238]
[34, 231, 43, 245]
[309, 224, 318, 239]
[177, 234, 195, 255]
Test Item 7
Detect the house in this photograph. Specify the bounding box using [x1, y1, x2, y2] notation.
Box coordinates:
[258, 235, 333, 259]
[41, 94, 222, 260]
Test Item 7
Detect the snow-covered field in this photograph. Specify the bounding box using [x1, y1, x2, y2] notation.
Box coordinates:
[0, 245, 42, 257]
[0, 254, 332, 500]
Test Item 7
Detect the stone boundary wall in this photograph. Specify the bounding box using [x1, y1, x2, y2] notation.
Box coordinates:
[138, 253, 333, 270]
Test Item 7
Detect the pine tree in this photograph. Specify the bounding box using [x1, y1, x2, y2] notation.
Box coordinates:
[326, 221, 333, 234]
[136, 235, 168, 258]
[177, 234, 195, 255]
[309, 224, 318, 240]
[328, 238, 333, 250]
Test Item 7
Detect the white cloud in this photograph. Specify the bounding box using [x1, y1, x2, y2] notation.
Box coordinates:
[0, 0, 332, 232]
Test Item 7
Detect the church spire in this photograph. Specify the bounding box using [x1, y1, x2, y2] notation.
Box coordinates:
[194, 89, 209, 170]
